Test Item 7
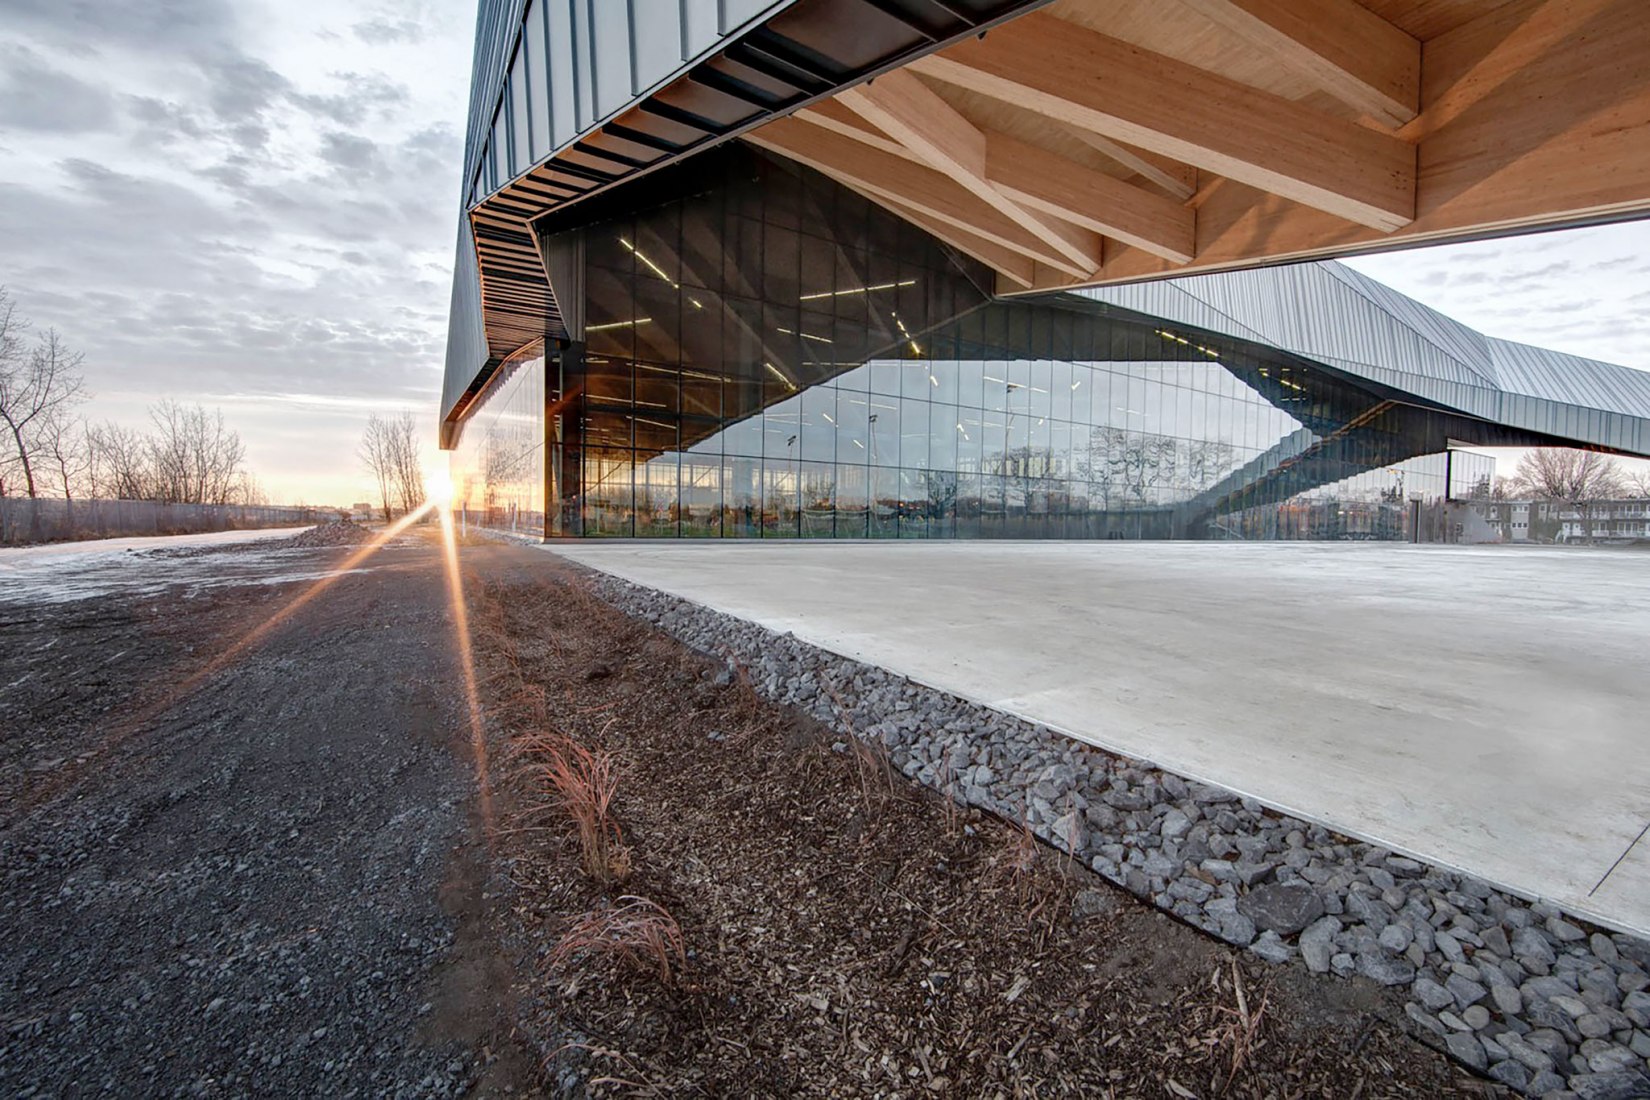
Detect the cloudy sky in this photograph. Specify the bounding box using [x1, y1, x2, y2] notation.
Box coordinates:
[0, 0, 471, 504]
[2, 0, 1648, 503]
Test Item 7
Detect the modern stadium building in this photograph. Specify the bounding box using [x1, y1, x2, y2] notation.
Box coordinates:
[439, 0, 1650, 541]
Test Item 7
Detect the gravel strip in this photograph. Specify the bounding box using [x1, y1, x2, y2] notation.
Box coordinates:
[585, 568, 1650, 1100]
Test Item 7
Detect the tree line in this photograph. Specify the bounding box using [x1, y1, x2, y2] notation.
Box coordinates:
[0, 287, 265, 504]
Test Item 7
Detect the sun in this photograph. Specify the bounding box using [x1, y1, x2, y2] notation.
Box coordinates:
[427, 467, 455, 509]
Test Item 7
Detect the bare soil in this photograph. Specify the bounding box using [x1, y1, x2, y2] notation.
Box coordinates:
[470, 554, 1495, 1099]
[0, 534, 537, 1096]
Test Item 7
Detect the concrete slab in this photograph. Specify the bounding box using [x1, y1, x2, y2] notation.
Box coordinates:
[546, 540, 1650, 937]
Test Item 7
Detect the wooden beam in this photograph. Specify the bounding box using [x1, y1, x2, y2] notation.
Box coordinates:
[795, 100, 922, 163]
[1178, 0, 1420, 127]
[984, 132, 1196, 263]
[909, 11, 1416, 232]
[745, 115, 1098, 277]
[1066, 131, 1197, 201]
[837, 69, 1103, 275]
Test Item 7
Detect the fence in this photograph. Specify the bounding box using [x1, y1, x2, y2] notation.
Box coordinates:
[0, 497, 326, 546]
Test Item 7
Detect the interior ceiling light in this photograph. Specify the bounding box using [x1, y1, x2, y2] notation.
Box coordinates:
[798, 279, 916, 302]
[619, 237, 678, 289]
[776, 326, 833, 344]
[892, 312, 922, 356]
[763, 361, 797, 391]
[587, 318, 651, 332]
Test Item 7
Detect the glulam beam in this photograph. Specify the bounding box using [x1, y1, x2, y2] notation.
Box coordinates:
[837, 70, 1103, 276]
[910, 11, 1416, 232]
[1178, 0, 1420, 127]
[745, 115, 1098, 278]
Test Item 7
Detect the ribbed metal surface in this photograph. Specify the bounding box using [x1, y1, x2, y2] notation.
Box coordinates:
[465, 0, 794, 207]
[1081, 262, 1650, 457]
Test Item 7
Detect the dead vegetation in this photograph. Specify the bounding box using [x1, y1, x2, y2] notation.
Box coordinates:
[463, 557, 1485, 1098]
[547, 896, 687, 984]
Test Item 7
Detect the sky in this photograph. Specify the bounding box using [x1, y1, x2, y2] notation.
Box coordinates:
[0, 0, 472, 505]
[1, 0, 1648, 504]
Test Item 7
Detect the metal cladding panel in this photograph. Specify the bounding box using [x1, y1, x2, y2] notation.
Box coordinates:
[467, 0, 797, 206]
[441, 219, 491, 424]
[1081, 261, 1650, 457]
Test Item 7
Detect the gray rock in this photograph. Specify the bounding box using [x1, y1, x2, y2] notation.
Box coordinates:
[1436, 930, 1466, 964]
[1445, 1031, 1488, 1071]
[1250, 930, 1294, 964]
[1487, 1060, 1531, 1090]
[1232, 860, 1275, 887]
[1462, 1005, 1492, 1030]
[1480, 924, 1511, 957]
[1586, 1046, 1642, 1073]
[1514, 926, 1559, 967]
[1299, 915, 1339, 975]
[1569, 1071, 1650, 1100]
[1525, 1070, 1568, 1096]
[1547, 916, 1587, 943]
[1159, 808, 1191, 839]
[1237, 883, 1324, 935]
[1358, 951, 1416, 987]
[1498, 1030, 1557, 1073]
[1447, 974, 1489, 1009]
[1623, 991, 1650, 1028]
[1346, 892, 1393, 932]
[1592, 934, 1621, 966]
[1491, 982, 1525, 1017]
[1406, 1002, 1447, 1038]
[1219, 913, 1258, 947]
[1414, 977, 1456, 1012]
[1379, 922, 1414, 954]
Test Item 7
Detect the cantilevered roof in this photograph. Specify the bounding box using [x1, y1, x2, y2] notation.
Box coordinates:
[1081, 261, 1650, 458]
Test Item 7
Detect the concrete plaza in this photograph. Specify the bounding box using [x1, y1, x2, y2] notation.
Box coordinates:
[549, 540, 1650, 936]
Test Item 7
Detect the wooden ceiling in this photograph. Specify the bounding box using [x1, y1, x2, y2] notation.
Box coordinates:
[744, 0, 1650, 295]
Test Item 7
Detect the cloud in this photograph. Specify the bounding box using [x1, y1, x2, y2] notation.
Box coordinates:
[0, 45, 117, 132]
[352, 18, 423, 45]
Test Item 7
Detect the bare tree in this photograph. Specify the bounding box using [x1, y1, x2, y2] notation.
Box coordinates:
[38, 408, 92, 500]
[1626, 465, 1650, 499]
[1508, 447, 1625, 543]
[360, 411, 426, 520]
[388, 411, 426, 516]
[0, 289, 87, 498]
[145, 400, 248, 504]
[87, 420, 154, 500]
[360, 414, 396, 520]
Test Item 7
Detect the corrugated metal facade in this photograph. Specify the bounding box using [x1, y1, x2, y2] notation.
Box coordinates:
[1081, 262, 1650, 457]
[462, 0, 793, 208]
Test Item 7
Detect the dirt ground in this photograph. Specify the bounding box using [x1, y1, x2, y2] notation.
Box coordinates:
[469, 552, 1494, 1099]
[0, 528, 1497, 1097]
[0, 531, 536, 1097]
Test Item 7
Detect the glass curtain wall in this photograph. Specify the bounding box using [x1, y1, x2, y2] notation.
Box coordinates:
[522, 147, 1495, 541]
[450, 346, 546, 534]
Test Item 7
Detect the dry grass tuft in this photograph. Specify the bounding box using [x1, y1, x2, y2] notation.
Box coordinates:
[1208, 958, 1270, 1089]
[523, 730, 631, 883]
[549, 896, 687, 985]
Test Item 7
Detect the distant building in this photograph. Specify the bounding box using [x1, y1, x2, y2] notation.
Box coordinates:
[1470, 500, 1563, 543]
[1557, 499, 1650, 543]
[351, 502, 375, 521]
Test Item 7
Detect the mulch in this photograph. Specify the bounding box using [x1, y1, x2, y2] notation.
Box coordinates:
[467, 558, 1491, 1099]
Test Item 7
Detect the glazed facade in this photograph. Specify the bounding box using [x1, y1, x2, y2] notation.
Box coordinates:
[450, 149, 1522, 541]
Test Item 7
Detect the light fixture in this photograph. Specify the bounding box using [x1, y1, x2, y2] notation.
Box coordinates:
[587, 318, 651, 332]
[798, 278, 917, 301]
[775, 326, 834, 344]
[619, 237, 678, 289]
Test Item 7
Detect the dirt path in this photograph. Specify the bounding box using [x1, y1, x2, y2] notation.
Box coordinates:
[0, 533, 537, 1096]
